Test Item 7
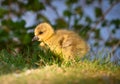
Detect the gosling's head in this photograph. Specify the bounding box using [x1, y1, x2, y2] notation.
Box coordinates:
[32, 22, 54, 42]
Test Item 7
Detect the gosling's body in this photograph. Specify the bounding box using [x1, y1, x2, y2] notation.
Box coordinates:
[32, 23, 89, 60]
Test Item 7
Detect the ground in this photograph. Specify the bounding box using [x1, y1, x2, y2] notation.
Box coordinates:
[0, 47, 120, 84]
[0, 61, 120, 84]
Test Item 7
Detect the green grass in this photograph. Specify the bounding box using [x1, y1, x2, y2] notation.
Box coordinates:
[0, 45, 120, 84]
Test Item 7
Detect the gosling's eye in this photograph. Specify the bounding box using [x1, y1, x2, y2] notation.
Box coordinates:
[39, 31, 43, 34]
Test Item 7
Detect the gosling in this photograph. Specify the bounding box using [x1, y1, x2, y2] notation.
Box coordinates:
[32, 22, 89, 61]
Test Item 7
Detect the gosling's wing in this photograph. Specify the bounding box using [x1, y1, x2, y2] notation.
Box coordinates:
[58, 35, 73, 48]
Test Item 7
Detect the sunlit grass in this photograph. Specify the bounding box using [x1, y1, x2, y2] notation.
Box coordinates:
[0, 45, 120, 84]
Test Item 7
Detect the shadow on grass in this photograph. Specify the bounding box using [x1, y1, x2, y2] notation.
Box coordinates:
[50, 76, 120, 84]
[0, 44, 63, 76]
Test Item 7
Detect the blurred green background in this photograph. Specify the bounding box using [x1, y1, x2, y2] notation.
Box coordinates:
[0, 0, 120, 60]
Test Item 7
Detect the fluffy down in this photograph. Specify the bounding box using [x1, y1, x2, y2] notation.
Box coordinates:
[32, 22, 89, 60]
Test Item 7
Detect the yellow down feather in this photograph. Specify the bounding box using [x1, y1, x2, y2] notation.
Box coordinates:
[32, 22, 89, 61]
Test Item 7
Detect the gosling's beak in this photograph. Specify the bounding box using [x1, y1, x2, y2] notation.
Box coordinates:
[32, 36, 39, 41]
